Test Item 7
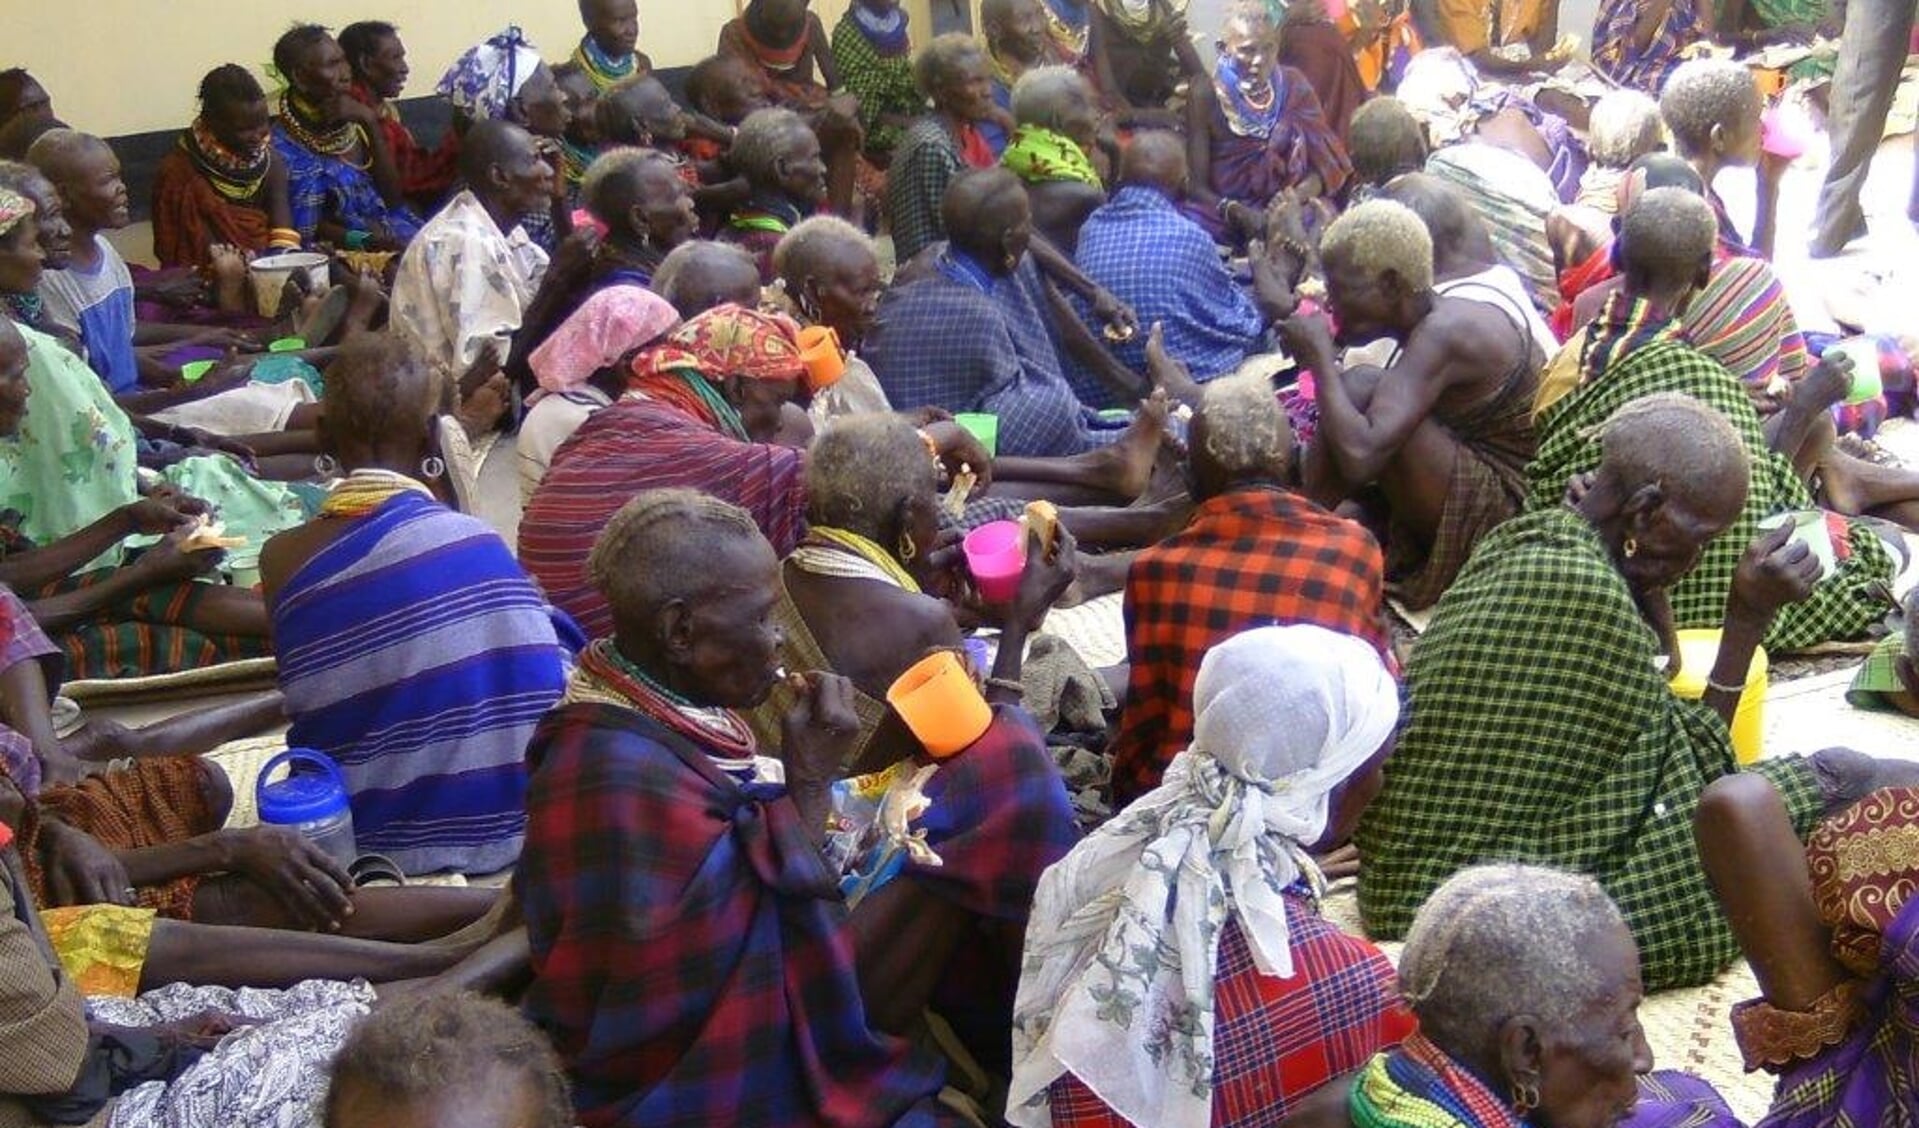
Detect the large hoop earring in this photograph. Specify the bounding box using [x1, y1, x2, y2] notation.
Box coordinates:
[898, 532, 918, 564]
[313, 453, 339, 477]
[1511, 1079, 1541, 1118]
[419, 455, 446, 481]
[1623, 537, 1639, 559]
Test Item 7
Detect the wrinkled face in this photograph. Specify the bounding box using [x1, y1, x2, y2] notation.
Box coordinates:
[671, 534, 787, 709]
[513, 67, 570, 140]
[21, 181, 70, 270]
[633, 166, 698, 248]
[636, 87, 688, 143]
[0, 217, 44, 296]
[1220, 19, 1276, 81]
[1617, 484, 1742, 593]
[58, 144, 131, 232]
[359, 34, 410, 101]
[938, 53, 998, 122]
[990, 0, 1049, 61]
[584, 0, 641, 59]
[773, 128, 828, 204]
[295, 36, 355, 109]
[492, 126, 558, 216]
[557, 70, 604, 145]
[727, 375, 803, 442]
[808, 243, 884, 340]
[1534, 922, 1653, 1128]
[209, 96, 273, 158]
[0, 325, 31, 438]
[1056, 87, 1099, 155]
[1322, 247, 1400, 344]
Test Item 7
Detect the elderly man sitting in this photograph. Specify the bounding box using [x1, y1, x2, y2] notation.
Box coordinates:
[864, 168, 1170, 476]
[390, 119, 554, 446]
[1279, 199, 1540, 612]
[1074, 132, 1297, 392]
[1110, 373, 1389, 807]
[998, 66, 1105, 255]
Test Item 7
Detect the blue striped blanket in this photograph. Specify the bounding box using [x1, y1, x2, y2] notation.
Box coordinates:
[273, 491, 576, 875]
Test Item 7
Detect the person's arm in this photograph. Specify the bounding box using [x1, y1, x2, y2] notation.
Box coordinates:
[1703, 523, 1819, 726]
[1185, 85, 1222, 211]
[982, 527, 1079, 705]
[0, 644, 75, 788]
[1280, 311, 1457, 483]
[1087, 11, 1128, 111]
[112, 824, 354, 932]
[264, 148, 295, 233]
[23, 529, 221, 635]
[0, 505, 159, 594]
[810, 13, 845, 90]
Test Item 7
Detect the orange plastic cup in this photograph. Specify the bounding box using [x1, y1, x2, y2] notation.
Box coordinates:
[798, 324, 845, 391]
[886, 650, 992, 759]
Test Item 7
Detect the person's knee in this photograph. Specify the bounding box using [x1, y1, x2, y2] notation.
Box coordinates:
[196, 759, 234, 828]
[1695, 771, 1782, 838]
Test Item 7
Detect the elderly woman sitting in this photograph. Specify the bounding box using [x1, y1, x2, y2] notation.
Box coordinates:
[505, 146, 697, 398]
[1185, 4, 1350, 220]
[262, 336, 576, 877]
[998, 66, 1106, 255]
[1290, 865, 1745, 1128]
[888, 34, 1011, 263]
[719, 107, 829, 282]
[1548, 89, 1665, 268]
[761, 414, 1080, 772]
[520, 488, 1078, 1124]
[269, 25, 421, 249]
[1010, 624, 1410, 1128]
[1358, 390, 1917, 991]
[518, 285, 680, 502]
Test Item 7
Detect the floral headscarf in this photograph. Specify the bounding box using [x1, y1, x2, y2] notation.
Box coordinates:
[438, 26, 544, 121]
[0, 189, 33, 241]
[529, 286, 680, 395]
[629, 303, 805, 438]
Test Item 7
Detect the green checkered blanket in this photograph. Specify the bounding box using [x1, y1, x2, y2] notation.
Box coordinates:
[1356, 507, 1821, 990]
[1526, 338, 1894, 651]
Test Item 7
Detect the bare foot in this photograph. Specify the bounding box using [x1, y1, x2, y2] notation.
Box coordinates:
[208, 245, 249, 314]
[339, 269, 386, 340]
[1093, 389, 1171, 500]
[1143, 322, 1203, 408]
[1055, 550, 1134, 607]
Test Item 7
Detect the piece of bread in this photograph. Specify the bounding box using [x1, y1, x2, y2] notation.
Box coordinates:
[1023, 500, 1059, 555]
[181, 517, 248, 553]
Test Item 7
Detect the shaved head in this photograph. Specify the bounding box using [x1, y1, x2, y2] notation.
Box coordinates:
[1119, 130, 1188, 196]
[459, 118, 535, 187]
[23, 127, 107, 184]
[943, 167, 1030, 263]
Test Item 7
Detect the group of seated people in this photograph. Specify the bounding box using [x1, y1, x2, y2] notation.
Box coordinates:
[2, 0, 1919, 1124]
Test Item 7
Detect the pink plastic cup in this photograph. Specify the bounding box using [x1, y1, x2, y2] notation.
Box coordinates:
[963, 520, 1026, 603]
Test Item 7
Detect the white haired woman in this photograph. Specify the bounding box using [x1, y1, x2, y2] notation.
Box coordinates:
[1009, 624, 1411, 1128]
[1286, 865, 1749, 1128]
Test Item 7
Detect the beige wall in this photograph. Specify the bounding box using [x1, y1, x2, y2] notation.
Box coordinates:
[14, 0, 944, 140]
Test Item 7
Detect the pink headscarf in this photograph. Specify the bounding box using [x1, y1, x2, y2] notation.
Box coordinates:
[528, 285, 680, 395]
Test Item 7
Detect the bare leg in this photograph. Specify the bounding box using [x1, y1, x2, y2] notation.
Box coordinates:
[1694, 773, 1849, 1010]
[990, 394, 1171, 502]
[1368, 417, 1463, 556]
[849, 876, 971, 1035]
[191, 878, 498, 942]
[249, 451, 326, 481]
[1059, 550, 1135, 605]
[141, 917, 470, 991]
[64, 691, 286, 764]
[163, 583, 270, 638]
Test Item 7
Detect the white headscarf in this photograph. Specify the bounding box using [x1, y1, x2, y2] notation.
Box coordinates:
[1007, 624, 1399, 1128]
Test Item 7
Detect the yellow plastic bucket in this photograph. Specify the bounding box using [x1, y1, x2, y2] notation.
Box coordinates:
[1667, 628, 1768, 764]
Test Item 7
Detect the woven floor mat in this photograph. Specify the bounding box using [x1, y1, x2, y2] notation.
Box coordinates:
[1043, 594, 1126, 670]
[62, 658, 278, 706]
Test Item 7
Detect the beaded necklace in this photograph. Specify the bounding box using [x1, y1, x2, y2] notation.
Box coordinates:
[574, 35, 638, 91]
[183, 120, 270, 202]
[277, 91, 370, 167]
[317, 469, 435, 519]
[584, 639, 759, 756]
[790, 526, 922, 592]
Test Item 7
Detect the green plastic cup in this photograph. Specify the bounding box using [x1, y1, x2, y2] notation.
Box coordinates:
[268, 336, 307, 353]
[179, 359, 216, 384]
[954, 412, 999, 458]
